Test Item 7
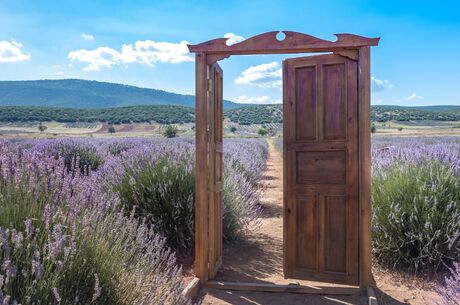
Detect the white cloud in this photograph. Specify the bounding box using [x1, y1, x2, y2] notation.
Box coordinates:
[51, 65, 61, 69]
[224, 33, 245, 46]
[234, 95, 280, 104]
[405, 93, 423, 101]
[81, 34, 95, 41]
[68, 39, 193, 71]
[68, 47, 120, 71]
[0, 40, 30, 63]
[235, 62, 282, 88]
[373, 99, 383, 104]
[371, 76, 393, 92]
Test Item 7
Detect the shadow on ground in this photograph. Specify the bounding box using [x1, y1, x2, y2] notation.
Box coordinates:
[375, 288, 411, 305]
[195, 287, 409, 305]
[216, 232, 283, 282]
[195, 288, 370, 305]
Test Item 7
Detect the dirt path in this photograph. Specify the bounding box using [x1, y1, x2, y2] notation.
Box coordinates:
[195, 139, 442, 305]
[196, 139, 367, 305]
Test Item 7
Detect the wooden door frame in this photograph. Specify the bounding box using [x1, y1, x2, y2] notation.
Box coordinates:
[188, 31, 379, 291]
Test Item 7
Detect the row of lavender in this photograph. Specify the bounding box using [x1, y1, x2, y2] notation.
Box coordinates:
[373, 137, 459, 304]
[0, 137, 267, 305]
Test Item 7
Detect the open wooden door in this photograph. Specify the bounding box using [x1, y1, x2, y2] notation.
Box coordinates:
[208, 62, 223, 279]
[283, 54, 359, 285]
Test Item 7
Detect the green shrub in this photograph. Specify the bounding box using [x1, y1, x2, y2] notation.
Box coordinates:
[372, 161, 460, 272]
[38, 122, 47, 133]
[115, 156, 195, 252]
[112, 142, 264, 251]
[162, 125, 178, 138]
[258, 128, 268, 136]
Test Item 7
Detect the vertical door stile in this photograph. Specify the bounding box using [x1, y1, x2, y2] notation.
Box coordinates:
[207, 63, 224, 279]
[195, 53, 209, 284]
[207, 63, 216, 279]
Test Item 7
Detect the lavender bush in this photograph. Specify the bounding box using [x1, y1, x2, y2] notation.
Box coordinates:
[223, 139, 268, 241]
[372, 137, 460, 273]
[0, 139, 192, 304]
[31, 138, 106, 174]
[437, 261, 460, 305]
[109, 139, 196, 251]
[107, 138, 267, 251]
[0, 137, 267, 303]
[273, 137, 283, 155]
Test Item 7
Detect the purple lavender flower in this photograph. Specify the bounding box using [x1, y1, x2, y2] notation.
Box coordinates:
[437, 262, 460, 305]
[24, 219, 34, 237]
[52, 287, 61, 303]
[92, 273, 101, 301]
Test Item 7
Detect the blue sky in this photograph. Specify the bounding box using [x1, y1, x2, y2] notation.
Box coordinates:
[0, 0, 459, 106]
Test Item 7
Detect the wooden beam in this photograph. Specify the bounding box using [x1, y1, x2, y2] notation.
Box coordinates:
[181, 277, 201, 300]
[195, 52, 209, 284]
[358, 46, 372, 290]
[334, 50, 359, 61]
[188, 31, 379, 55]
[205, 281, 361, 295]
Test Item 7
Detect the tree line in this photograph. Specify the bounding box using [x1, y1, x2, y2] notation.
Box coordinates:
[0, 105, 195, 124]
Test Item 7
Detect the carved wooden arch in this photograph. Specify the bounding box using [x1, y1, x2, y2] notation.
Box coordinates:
[188, 31, 379, 294]
[188, 31, 379, 63]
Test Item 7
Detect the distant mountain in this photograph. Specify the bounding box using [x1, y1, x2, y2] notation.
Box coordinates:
[407, 105, 460, 112]
[0, 79, 243, 109]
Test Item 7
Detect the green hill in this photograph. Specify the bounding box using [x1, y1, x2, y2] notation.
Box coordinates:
[371, 105, 460, 122]
[225, 105, 283, 125]
[0, 79, 242, 109]
[408, 105, 460, 112]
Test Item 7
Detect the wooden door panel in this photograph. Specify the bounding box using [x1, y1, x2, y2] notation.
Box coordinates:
[323, 63, 347, 140]
[296, 150, 346, 184]
[295, 66, 317, 141]
[324, 195, 347, 273]
[295, 194, 318, 270]
[284, 54, 359, 285]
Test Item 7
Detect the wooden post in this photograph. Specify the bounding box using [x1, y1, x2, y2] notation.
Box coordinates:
[195, 52, 209, 284]
[358, 46, 372, 290]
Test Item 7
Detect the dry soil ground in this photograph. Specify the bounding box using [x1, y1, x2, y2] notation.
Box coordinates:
[195, 139, 442, 305]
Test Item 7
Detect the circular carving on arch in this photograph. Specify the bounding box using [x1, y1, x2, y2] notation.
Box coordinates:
[276, 31, 286, 41]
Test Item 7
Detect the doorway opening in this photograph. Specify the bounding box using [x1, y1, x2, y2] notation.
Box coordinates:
[188, 31, 379, 294]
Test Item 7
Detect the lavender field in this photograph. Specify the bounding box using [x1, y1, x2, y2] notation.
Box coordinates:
[0, 135, 459, 304]
[0, 137, 267, 304]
